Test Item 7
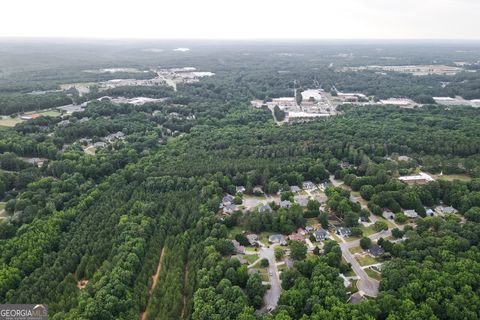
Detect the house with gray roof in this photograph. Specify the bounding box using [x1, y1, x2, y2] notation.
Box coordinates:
[280, 200, 292, 209]
[303, 181, 317, 190]
[246, 234, 259, 246]
[259, 204, 272, 213]
[435, 205, 458, 215]
[223, 204, 236, 215]
[232, 240, 245, 254]
[290, 186, 301, 193]
[236, 186, 246, 194]
[269, 234, 287, 245]
[404, 209, 418, 218]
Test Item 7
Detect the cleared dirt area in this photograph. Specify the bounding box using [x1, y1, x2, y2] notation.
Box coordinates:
[140, 247, 166, 320]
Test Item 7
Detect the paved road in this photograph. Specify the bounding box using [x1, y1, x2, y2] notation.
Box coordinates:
[340, 237, 380, 297]
[257, 243, 281, 312]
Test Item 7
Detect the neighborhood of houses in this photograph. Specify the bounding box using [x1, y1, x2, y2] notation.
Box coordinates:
[219, 169, 466, 312]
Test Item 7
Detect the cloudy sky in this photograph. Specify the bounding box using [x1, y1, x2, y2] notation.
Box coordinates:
[1, 0, 479, 39]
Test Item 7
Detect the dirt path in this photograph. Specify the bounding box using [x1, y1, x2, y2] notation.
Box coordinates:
[180, 264, 189, 319]
[140, 247, 166, 320]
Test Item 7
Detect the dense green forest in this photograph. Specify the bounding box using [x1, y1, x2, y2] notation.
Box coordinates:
[1, 41, 480, 319]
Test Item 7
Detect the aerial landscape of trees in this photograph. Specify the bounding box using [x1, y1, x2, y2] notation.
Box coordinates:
[1, 41, 480, 319]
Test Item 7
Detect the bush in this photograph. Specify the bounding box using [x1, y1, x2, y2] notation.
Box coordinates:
[260, 258, 269, 268]
[373, 220, 388, 232]
[350, 227, 363, 237]
[360, 237, 372, 249]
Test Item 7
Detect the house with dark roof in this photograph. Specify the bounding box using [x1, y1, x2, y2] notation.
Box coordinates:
[367, 246, 385, 257]
[314, 229, 328, 241]
[336, 227, 351, 237]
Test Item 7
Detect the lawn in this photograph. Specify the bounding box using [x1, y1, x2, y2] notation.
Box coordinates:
[37, 110, 62, 117]
[355, 255, 378, 267]
[244, 254, 259, 265]
[277, 263, 288, 272]
[365, 267, 382, 281]
[349, 246, 363, 254]
[0, 202, 7, 219]
[306, 218, 318, 226]
[259, 231, 273, 245]
[434, 174, 472, 182]
[258, 268, 269, 282]
[347, 279, 359, 293]
[0, 117, 23, 127]
[228, 226, 244, 239]
[360, 225, 376, 237]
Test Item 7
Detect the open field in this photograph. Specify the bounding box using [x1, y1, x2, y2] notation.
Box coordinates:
[433, 174, 472, 182]
[245, 254, 259, 265]
[349, 246, 363, 254]
[355, 255, 378, 267]
[0, 202, 7, 220]
[365, 267, 382, 281]
[25, 109, 62, 117]
[0, 117, 23, 127]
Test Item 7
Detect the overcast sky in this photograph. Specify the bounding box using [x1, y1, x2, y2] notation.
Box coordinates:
[2, 0, 479, 39]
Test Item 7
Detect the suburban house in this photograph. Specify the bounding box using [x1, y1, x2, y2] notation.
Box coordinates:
[290, 186, 301, 193]
[336, 227, 352, 237]
[93, 141, 107, 148]
[219, 194, 234, 209]
[269, 234, 287, 245]
[384, 211, 395, 220]
[259, 204, 272, 213]
[314, 228, 329, 241]
[223, 204, 236, 214]
[303, 181, 317, 190]
[425, 208, 435, 216]
[232, 240, 245, 254]
[295, 196, 309, 207]
[280, 200, 292, 209]
[57, 119, 70, 127]
[104, 131, 125, 142]
[404, 210, 418, 218]
[246, 234, 259, 246]
[398, 172, 434, 186]
[435, 205, 458, 215]
[253, 186, 264, 194]
[367, 246, 385, 257]
[236, 186, 246, 194]
[288, 232, 305, 242]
